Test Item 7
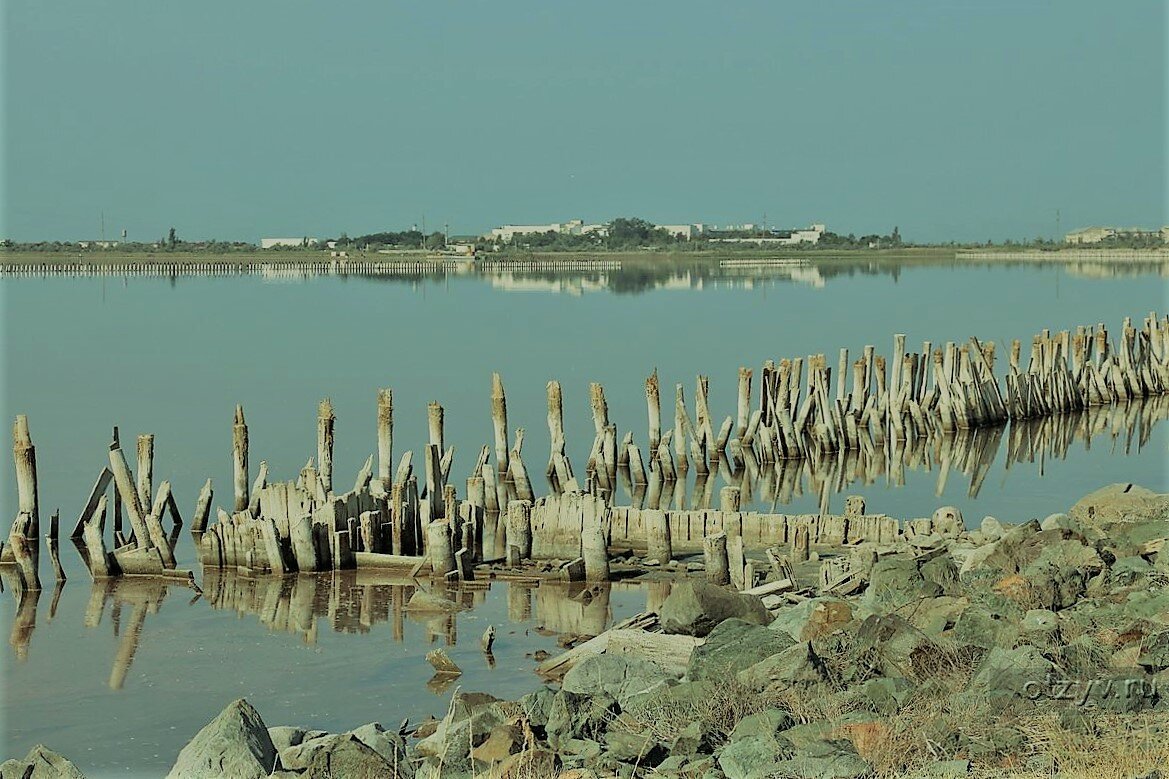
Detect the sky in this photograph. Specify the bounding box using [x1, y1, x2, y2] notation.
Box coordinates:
[1, 1, 1165, 243]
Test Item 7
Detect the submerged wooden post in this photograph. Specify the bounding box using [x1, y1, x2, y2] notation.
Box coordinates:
[82, 496, 115, 579]
[317, 398, 335, 496]
[674, 384, 691, 473]
[71, 468, 113, 539]
[377, 388, 394, 490]
[289, 512, 317, 572]
[509, 429, 534, 501]
[233, 406, 249, 512]
[9, 513, 40, 591]
[136, 434, 154, 512]
[491, 373, 510, 476]
[703, 532, 730, 585]
[736, 367, 753, 440]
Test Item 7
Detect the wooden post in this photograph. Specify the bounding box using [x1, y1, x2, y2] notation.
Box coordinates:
[317, 398, 335, 496]
[233, 406, 249, 512]
[289, 512, 317, 572]
[646, 370, 662, 452]
[628, 440, 648, 485]
[582, 498, 611, 582]
[674, 384, 691, 473]
[144, 482, 177, 568]
[377, 388, 393, 489]
[191, 478, 213, 534]
[247, 460, 268, 517]
[703, 532, 729, 585]
[425, 444, 443, 515]
[71, 468, 113, 539]
[12, 414, 40, 541]
[492, 373, 510, 476]
[47, 510, 65, 583]
[427, 520, 456, 576]
[509, 428, 535, 501]
[792, 524, 811, 563]
[737, 368, 753, 440]
[136, 434, 154, 512]
[82, 496, 116, 579]
[507, 499, 533, 561]
[645, 509, 672, 565]
[108, 429, 151, 550]
[427, 401, 445, 459]
[260, 519, 286, 574]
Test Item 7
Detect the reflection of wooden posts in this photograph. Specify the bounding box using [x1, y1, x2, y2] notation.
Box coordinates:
[492, 373, 510, 476]
[377, 388, 394, 490]
[9, 588, 40, 662]
[233, 406, 249, 512]
[704, 532, 729, 585]
[317, 398, 335, 496]
[109, 600, 148, 690]
[507, 583, 532, 622]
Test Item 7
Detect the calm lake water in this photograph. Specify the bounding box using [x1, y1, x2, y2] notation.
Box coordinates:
[1, 256, 1167, 775]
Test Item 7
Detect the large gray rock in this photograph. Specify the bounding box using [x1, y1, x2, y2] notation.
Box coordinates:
[856, 614, 948, 682]
[1070, 483, 1169, 527]
[348, 722, 410, 774]
[166, 699, 277, 779]
[297, 735, 399, 778]
[969, 645, 1055, 698]
[659, 580, 771, 637]
[718, 736, 792, 779]
[561, 653, 675, 709]
[0, 745, 85, 779]
[769, 597, 854, 642]
[545, 691, 619, 750]
[863, 558, 942, 612]
[931, 506, 964, 538]
[738, 642, 828, 689]
[688, 619, 795, 682]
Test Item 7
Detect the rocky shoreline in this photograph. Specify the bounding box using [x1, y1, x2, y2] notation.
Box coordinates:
[6, 483, 1168, 778]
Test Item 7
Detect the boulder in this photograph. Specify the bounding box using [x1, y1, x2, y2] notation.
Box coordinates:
[1021, 540, 1104, 610]
[728, 708, 794, 742]
[545, 691, 619, 749]
[863, 558, 942, 612]
[659, 580, 770, 637]
[931, 506, 964, 538]
[979, 517, 1006, 542]
[862, 676, 915, 714]
[1020, 609, 1059, 634]
[0, 745, 85, 779]
[297, 735, 398, 778]
[856, 614, 949, 682]
[718, 736, 792, 779]
[768, 752, 870, 779]
[165, 699, 277, 779]
[561, 654, 675, 709]
[268, 726, 308, 753]
[348, 723, 410, 774]
[1040, 513, 1077, 532]
[1070, 483, 1169, 527]
[769, 597, 854, 642]
[738, 642, 828, 689]
[688, 619, 795, 681]
[969, 645, 1055, 698]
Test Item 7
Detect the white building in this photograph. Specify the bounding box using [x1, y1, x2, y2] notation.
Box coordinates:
[488, 219, 607, 242]
[260, 237, 317, 249]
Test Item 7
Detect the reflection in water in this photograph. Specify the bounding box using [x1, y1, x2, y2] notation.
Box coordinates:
[5, 567, 650, 690]
[613, 396, 1168, 515]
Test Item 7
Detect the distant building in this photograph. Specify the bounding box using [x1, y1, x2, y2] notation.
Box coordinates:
[261, 237, 317, 249]
[487, 219, 607, 242]
[1065, 226, 1168, 245]
[711, 223, 825, 246]
[657, 224, 701, 240]
[78, 240, 120, 249]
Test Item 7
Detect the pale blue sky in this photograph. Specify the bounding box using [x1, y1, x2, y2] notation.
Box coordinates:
[2, 1, 1164, 243]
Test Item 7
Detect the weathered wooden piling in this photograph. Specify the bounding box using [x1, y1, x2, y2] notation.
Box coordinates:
[581, 498, 611, 582]
[82, 496, 115, 578]
[108, 429, 151, 551]
[377, 388, 394, 489]
[703, 532, 730, 585]
[646, 370, 662, 453]
[427, 520, 456, 576]
[491, 373, 510, 476]
[644, 508, 672, 565]
[136, 434, 154, 512]
[191, 478, 213, 534]
[510, 429, 535, 501]
[507, 499, 533, 563]
[317, 398, 335, 496]
[71, 468, 113, 539]
[233, 406, 249, 512]
[12, 415, 40, 549]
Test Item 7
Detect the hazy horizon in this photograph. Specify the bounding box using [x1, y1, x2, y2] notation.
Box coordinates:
[2, 1, 1165, 244]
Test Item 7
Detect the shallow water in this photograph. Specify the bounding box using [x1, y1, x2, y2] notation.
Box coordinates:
[1, 257, 1167, 774]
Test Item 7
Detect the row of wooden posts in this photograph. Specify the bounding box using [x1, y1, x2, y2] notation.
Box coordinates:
[4, 312, 1167, 591]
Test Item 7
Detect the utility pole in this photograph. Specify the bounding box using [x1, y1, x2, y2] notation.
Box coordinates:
[101, 211, 105, 242]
